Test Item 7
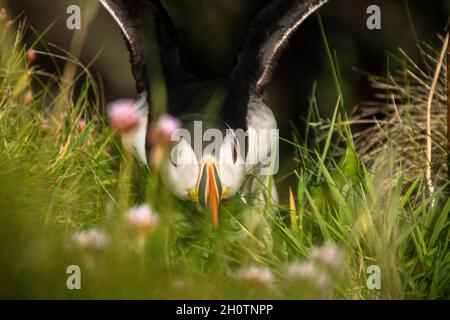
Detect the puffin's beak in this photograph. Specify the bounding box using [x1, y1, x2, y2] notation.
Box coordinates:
[197, 160, 223, 228]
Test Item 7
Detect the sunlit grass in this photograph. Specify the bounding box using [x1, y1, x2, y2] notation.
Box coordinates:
[0, 13, 449, 300]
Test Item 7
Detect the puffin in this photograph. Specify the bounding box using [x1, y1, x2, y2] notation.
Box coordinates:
[99, 0, 329, 227]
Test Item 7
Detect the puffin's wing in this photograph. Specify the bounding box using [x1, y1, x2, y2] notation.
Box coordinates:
[99, 0, 181, 94]
[231, 0, 329, 95]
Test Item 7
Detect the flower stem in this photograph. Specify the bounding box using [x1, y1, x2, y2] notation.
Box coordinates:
[117, 149, 134, 213]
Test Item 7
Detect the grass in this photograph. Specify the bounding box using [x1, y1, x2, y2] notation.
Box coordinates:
[0, 13, 449, 299]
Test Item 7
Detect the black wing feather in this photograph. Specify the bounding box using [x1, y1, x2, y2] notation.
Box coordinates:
[231, 0, 329, 95]
[99, 0, 181, 94]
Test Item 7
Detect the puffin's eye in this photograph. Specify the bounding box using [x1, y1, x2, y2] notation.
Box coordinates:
[170, 156, 178, 167]
[170, 143, 182, 167]
[169, 148, 178, 167]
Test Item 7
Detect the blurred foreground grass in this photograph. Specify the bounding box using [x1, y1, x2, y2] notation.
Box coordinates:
[0, 13, 449, 299]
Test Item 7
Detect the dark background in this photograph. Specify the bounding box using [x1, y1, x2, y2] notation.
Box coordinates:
[6, 0, 450, 153]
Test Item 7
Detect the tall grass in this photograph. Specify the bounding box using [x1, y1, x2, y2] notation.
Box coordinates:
[0, 12, 448, 299]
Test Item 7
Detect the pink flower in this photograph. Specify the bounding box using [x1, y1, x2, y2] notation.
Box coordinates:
[23, 90, 33, 104]
[310, 242, 344, 273]
[107, 99, 140, 134]
[148, 113, 182, 170]
[72, 228, 110, 252]
[156, 114, 181, 139]
[235, 265, 273, 286]
[126, 204, 159, 233]
[27, 50, 37, 64]
[78, 119, 86, 132]
[149, 113, 181, 144]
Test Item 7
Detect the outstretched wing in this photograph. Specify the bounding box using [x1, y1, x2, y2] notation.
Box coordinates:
[99, 0, 181, 94]
[231, 0, 329, 95]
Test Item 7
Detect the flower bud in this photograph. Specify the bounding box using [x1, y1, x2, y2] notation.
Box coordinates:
[107, 99, 140, 134]
[27, 50, 37, 64]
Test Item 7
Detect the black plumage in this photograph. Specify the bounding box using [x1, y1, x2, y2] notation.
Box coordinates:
[100, 0, 329, 159]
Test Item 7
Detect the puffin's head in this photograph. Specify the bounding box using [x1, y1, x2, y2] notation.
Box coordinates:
[160, 133, 245, 227]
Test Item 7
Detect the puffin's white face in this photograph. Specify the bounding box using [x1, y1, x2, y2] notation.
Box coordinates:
[160, 134, 245, 227]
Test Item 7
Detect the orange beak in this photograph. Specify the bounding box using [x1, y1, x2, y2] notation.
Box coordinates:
[197, 160, 223, 228]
